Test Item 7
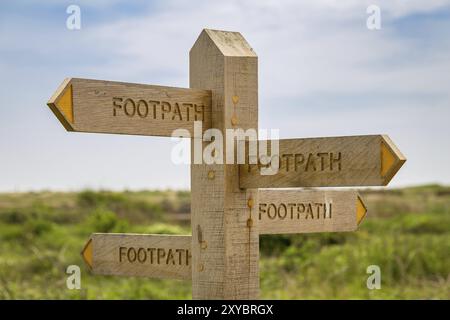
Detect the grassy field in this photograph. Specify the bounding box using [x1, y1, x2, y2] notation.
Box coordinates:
[0, 185, 448, 299]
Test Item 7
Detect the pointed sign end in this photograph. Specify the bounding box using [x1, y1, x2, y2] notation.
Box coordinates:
[47, 79, 75, 131]
[56, 84, 73, 123]
[81, 238, 93, 269]
[193, 29, 257, 57]
[381, 135, 406, 185]
[356, 196, 367, 226]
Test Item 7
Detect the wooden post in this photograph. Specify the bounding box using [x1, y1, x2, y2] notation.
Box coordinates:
[190, 29, 259, 299]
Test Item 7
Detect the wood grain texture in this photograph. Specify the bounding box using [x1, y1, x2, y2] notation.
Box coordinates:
[190, 29, 259, 299]
[257, 190, 366, 234]
[240, 135, 406, 188]
[87, 233, 192, 280]
[47, 78, 212, 137]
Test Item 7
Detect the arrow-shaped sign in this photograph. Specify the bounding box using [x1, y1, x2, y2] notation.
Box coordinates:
[240, 135, 406, 188]
[81, 233, 192, 280]
[257, 190, 367, 234]
[48, 78, 212, 137]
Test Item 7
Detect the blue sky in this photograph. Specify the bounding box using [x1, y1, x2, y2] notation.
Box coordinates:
[0, 0, 449, 191]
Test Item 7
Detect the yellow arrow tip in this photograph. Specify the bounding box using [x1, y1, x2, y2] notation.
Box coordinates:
[47, 79, 74, 131]
[380, 136, 406, 185]
[381, 141, 396, 177]
[81, 238, 93, 269]
[356, 196, 367, 225]
[55, 84, 73, 124]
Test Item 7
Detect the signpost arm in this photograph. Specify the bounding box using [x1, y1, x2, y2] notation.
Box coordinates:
[190, 29, 259, 299]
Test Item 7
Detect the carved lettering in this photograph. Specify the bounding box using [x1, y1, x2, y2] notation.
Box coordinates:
[258, 202, 333, 221]
[248, 152, 343, 173]
[118, 246, 191, 266]
[136, 100, 149, 118]
[112, 97, 204, 122]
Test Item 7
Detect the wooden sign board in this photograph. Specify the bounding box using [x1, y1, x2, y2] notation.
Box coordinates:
[81, 233, 192, 280]
[48, 78, 212, 137]
[257, 190, 367, 234]
[240, 135, 406, 188]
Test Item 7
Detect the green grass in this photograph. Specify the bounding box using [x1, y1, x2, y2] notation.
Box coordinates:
[0, 186, 448, 299]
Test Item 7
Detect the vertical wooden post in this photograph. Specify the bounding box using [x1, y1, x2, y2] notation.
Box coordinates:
[190, 29, 259, 299]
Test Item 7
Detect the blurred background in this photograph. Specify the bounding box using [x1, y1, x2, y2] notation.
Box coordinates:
[0, 0, 449, 299]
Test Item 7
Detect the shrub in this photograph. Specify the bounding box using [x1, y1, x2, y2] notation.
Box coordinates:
[77, 190, 163, 223]
[24, 218, 54, 236]
[85, 207, 129, 233]
[144, 223, 187, 235]
[0, 210, 28, 224]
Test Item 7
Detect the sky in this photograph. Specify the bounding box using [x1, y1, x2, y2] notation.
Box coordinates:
[0, 0, 449, 192]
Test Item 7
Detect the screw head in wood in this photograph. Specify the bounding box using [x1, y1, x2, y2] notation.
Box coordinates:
[198, 263, 205, 272]
[247, 198, 254, 208]
[232, 95, 239, 104]
[247, 218, 253, 228]
[207, 170, 215, 179]
[200, 240, 208, 250]
[231, 116, 238, 126]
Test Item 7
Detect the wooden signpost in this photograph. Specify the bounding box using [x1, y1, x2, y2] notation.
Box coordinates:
[48, 78, 212, 136]
[47, 29, 406, 299]
[81, 234, 192, 280]
[257, 190, 367, 234]
[240, 135, 406, 188]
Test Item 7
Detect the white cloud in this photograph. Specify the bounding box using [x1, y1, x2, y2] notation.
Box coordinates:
[73, 0, 450, 97]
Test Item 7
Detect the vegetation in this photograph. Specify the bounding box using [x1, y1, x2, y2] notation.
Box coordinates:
[0, 186, 448, 299]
